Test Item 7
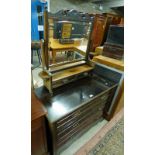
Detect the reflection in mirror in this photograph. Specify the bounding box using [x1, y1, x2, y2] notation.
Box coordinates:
[47, 10, 94, 66]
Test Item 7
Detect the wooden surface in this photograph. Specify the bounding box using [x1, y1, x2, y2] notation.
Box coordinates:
[75, 44, 87, 56]
[95, 46, 103, 55]
[52, 64, 93, 82]
[31, 117, 48, 155]
[90, 13, 122, 52]
[31, 91, 47, 121]
[93, 55, 124, 119]
[39, 64, 93, 83]
[90, 14, 105, 52]
[114, 92, 124, 116]
[49, 38, 82, 50]
[35, 75, 118, 154]
[31, 91, 48, 155]
[93, 55, 124, 71]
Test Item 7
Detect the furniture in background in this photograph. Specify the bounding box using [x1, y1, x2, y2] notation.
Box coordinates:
[93, 55, 124, 71]
[90, 13, 122, 52]
[31, 91, 48, 155]
[102, 25, 124, 60]
[90, 14, 105, 52]
[92, 55, 124, 120]
[31, 41, 42, 65]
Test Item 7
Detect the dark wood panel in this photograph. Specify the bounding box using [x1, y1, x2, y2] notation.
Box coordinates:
[31, 91, 47, 121]
[57, 112, 103, 147]
[90, 13, 122, 52]
[31, 91, 48, 155]
[56, 104, 103, 138]
[31, 118, 47, 155]
[90, 15, 105, 52]
[31, 117, 42, 132]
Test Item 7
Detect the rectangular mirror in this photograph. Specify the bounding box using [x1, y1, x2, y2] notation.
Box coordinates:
[45, 10, 94, 67]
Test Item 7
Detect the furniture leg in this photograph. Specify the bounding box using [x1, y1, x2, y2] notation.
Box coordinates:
[52, 50, 56, 63]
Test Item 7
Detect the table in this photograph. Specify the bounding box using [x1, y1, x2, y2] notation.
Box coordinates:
[48, 38, 88, 63]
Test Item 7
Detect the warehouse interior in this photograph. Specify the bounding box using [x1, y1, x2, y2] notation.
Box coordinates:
[31, 0, 124, 155]
[50, 0, 124, 14]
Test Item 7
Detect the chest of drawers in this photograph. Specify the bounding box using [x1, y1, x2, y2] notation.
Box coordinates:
[35, 74, 118, 155]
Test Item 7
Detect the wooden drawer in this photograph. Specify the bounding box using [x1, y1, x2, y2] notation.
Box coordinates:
[56, 92, 109, 128]
[53, 87, 117, 151]
[57, 104, 103, 138]
[55, 92, 110, 139]
[57, 111, 103, 147]
[56, 101, 103, 133]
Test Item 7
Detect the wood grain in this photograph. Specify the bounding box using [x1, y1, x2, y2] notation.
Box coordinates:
[31, 91, 47, 121]
[31, 91, 48, 155]
[93, 55, 124, 71]
[52, 65, 93, 82]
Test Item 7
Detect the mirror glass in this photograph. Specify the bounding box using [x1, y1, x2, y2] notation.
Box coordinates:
[47, 10, 93, 66]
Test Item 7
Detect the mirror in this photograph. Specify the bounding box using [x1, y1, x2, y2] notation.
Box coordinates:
[47, 10, 94, 66]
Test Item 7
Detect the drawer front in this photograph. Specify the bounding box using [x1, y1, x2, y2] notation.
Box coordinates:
[57, 111, 103, 147]
[56, 100, 104, 134]
[57, 104, 103, 138]
[54, 88, 116, 149]
[56, 92, 109, 128]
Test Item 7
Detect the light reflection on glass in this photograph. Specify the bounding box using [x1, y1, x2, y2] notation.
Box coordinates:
[51, 101, 68, 115]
